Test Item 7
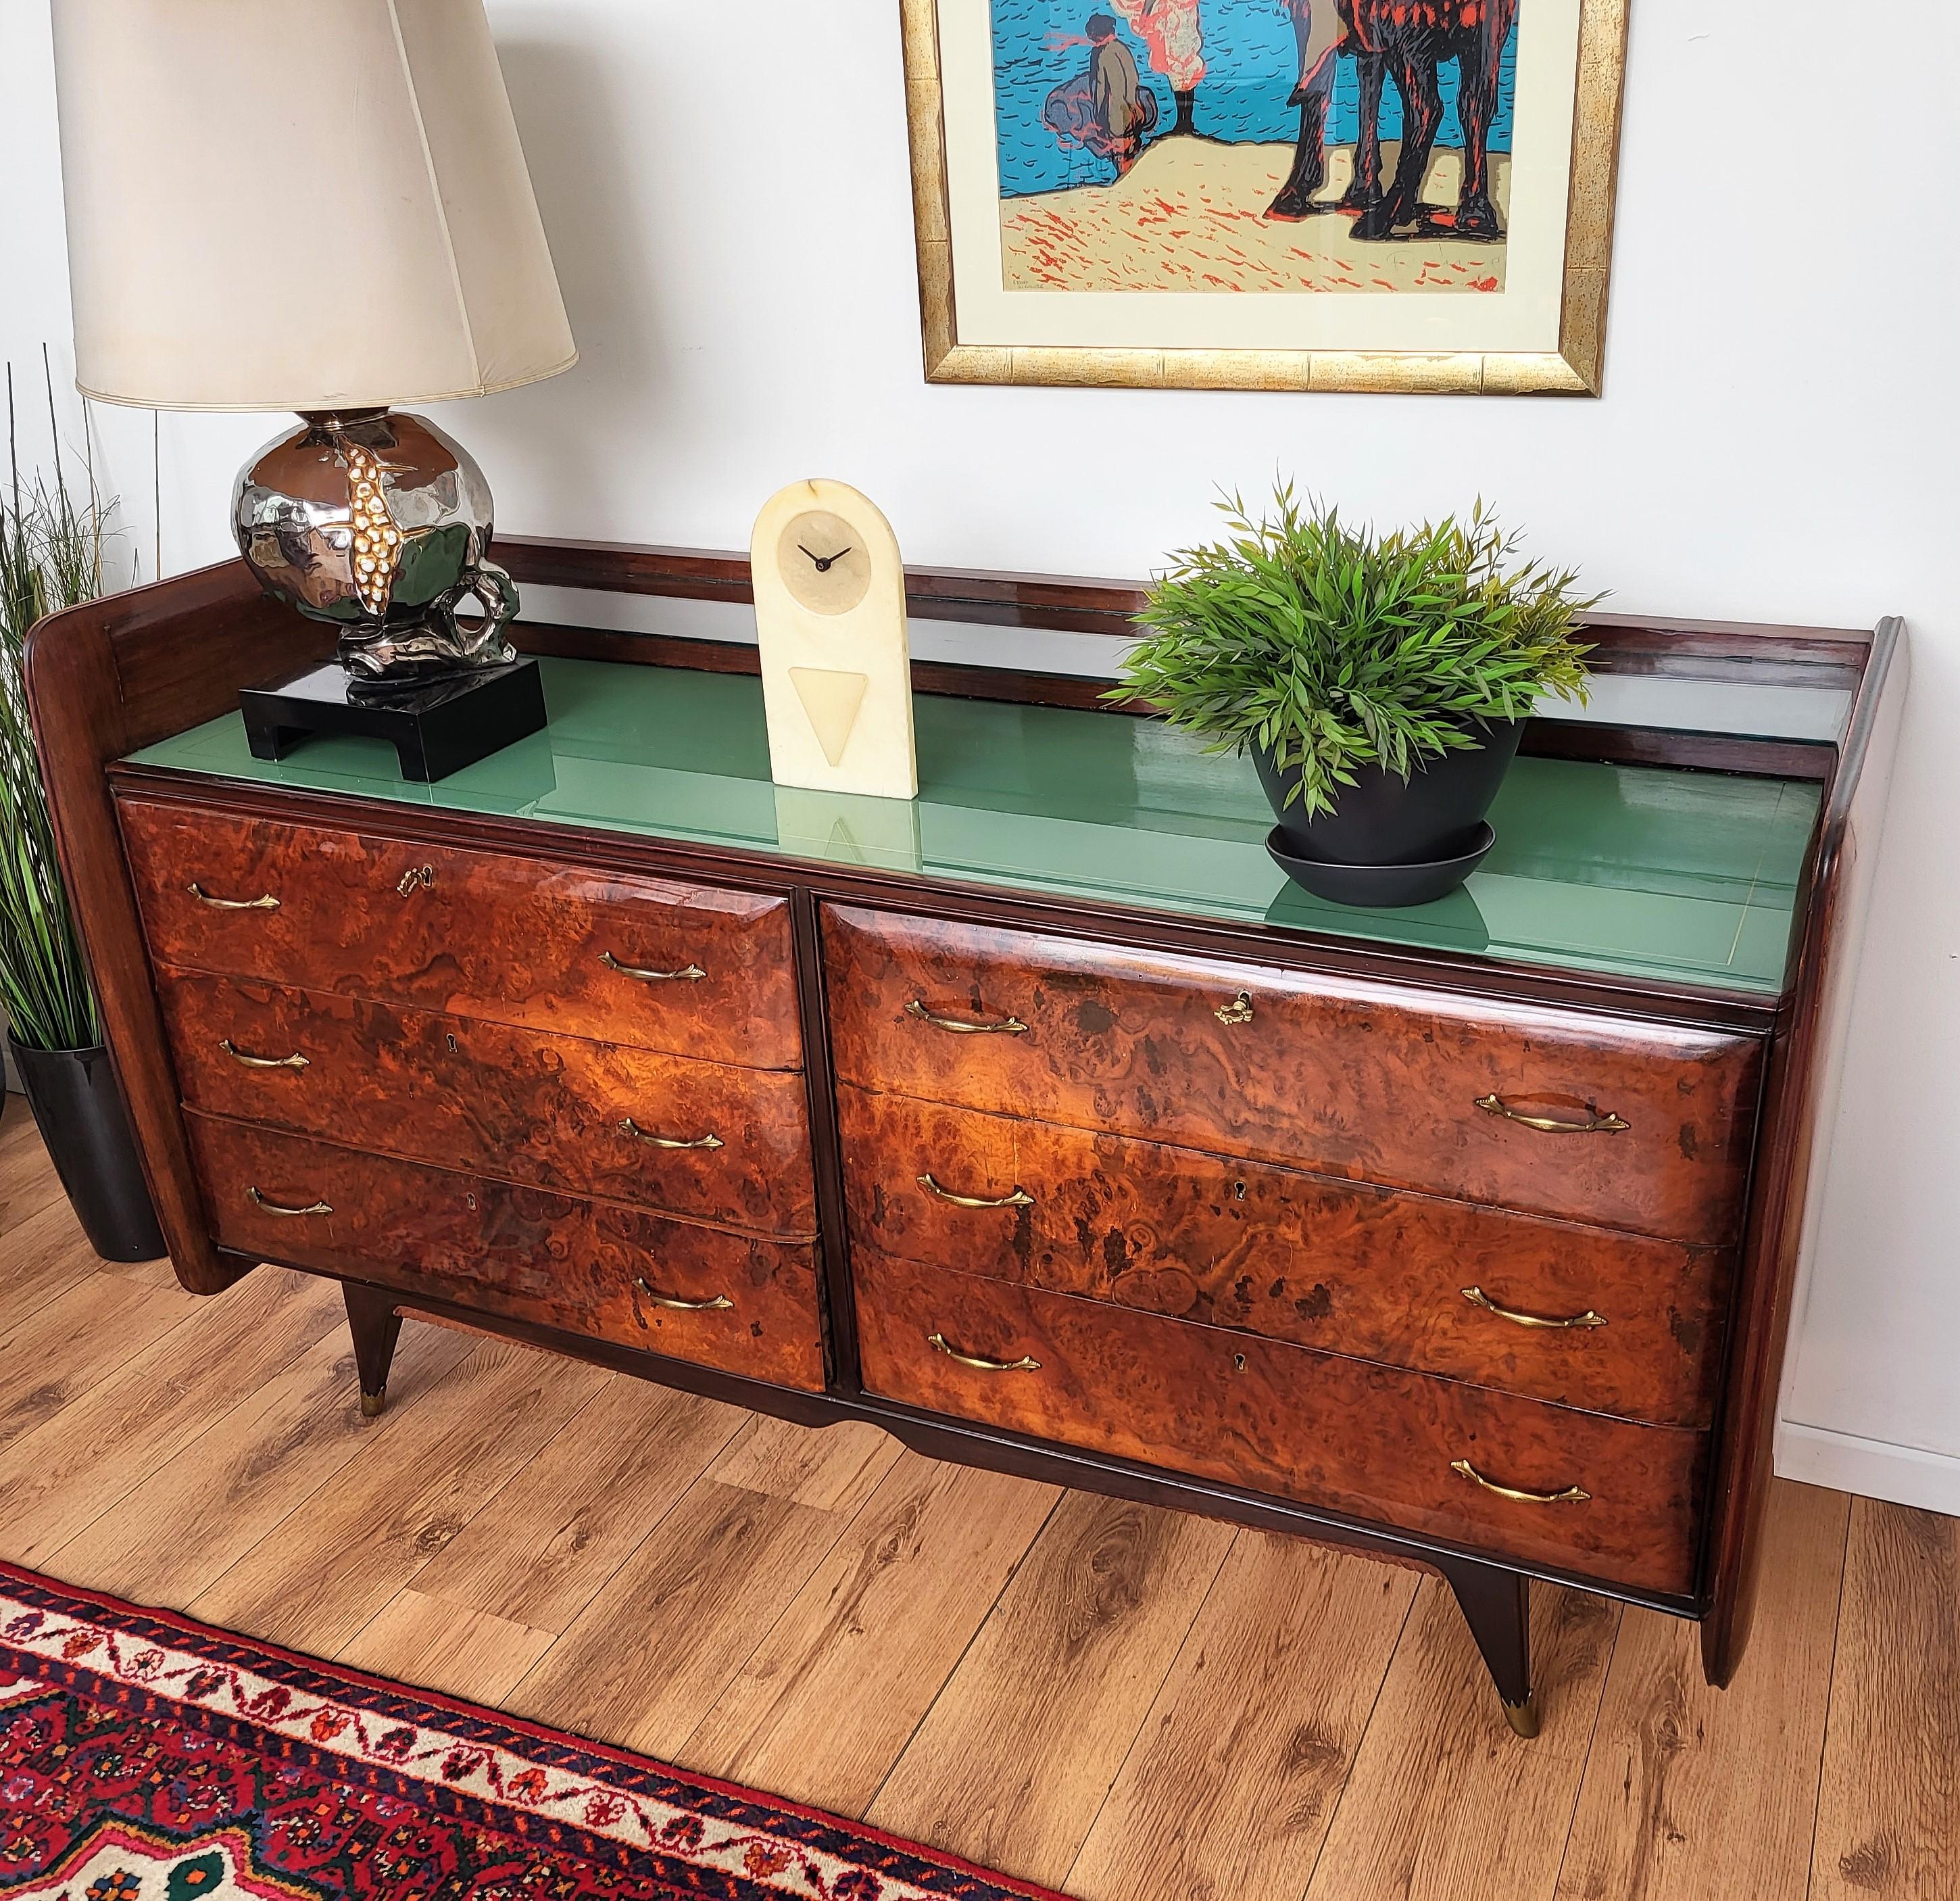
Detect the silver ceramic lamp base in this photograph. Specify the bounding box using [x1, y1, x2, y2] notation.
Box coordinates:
[232, 409, 520, 690]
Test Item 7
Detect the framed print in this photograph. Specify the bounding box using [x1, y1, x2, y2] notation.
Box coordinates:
[900, 0, 1627, 393]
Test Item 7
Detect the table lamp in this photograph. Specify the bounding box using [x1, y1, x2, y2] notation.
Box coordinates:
[50, 0, 577, 767]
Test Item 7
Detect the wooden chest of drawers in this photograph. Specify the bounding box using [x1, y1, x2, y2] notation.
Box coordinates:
[852, 1247, 1707, 1595]
[121, 798, 803, 1068]
[824, 905, 1763, 1243]
[26, 545, 1903, 1738]
[827, 905, 1742, 1600]
[835, 1088, 1732, 1428]
[188, 1114, 825, 1391]
[155, 967, 816, 1234]
[121, 794, 826, 1396]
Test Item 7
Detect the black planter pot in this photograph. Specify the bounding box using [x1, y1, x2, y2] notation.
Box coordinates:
[1254, 719, 1525, 866]
[7, 1032, 166, 1262]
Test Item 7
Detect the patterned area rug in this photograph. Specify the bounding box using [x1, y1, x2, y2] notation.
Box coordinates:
[0, 1563, 1066, 1901]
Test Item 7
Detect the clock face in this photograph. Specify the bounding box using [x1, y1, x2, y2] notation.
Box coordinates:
[776, 509, 873, 617]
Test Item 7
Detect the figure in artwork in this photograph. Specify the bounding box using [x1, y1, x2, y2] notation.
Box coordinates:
[992, 0, 1519, 293]
[1042, 14, 1160, 178]
[1106, 0, 1208, 136]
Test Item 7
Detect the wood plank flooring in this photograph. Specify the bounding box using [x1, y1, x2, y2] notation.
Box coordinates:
[3, 1105, 1956, 1900]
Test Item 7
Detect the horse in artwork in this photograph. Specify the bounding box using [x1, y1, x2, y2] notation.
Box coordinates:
[1266, 0, 1517, 241]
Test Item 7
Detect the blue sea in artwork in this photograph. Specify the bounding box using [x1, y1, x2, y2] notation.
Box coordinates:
[992, 1, 1517, 197]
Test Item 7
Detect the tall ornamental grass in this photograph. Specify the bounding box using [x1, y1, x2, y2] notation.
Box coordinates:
[1, 352, 117, 1052]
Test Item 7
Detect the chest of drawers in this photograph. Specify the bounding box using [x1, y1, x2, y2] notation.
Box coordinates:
[26, 542, 1904, 1738]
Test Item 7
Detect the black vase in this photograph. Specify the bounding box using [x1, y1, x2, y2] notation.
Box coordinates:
[1254, 719, 1525, 865]
[7, 1032, 166, 1262]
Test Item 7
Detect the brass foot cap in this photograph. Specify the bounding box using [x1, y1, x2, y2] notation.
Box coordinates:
[359, 1387, 387, 1419]
[1502, 1695, 1541, 1739]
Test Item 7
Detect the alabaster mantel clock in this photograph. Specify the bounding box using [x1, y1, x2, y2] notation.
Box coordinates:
[751, 481, 918, 801]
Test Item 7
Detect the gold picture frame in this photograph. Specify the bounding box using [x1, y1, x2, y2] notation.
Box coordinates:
[902, 0, 1627, 394]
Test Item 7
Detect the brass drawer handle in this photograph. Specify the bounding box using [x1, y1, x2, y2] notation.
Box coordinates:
[247, 1186, 332, 1218]
[1461, 1286, 1607, 1331]
[1451, 1458, 1591, 1505]
[188, 882, 279, 911]
[219, 1038, 310, 1073]
[1474, 1094, 1630, 1135]
[619, 1117, 724, 1151]
[927, 1331, 1042, 1373]
[1214, 991, 1254, 1025]
[634, 1276, 733, 1312]
[395, 864, 435, 895]
[917, 1172, 1034, 1210]
[905, 998, 1028, 1036]
[602, 950, 707, 983]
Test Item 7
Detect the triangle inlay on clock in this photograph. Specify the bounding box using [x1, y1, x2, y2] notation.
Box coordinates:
[789, 666, 871, 767]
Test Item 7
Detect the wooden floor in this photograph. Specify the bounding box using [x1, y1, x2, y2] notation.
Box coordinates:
[3, 1103, 1956, 1901]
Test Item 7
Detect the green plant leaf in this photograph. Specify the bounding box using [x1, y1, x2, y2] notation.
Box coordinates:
[0, 359, 112, 1051]
[1109, 483, 1600, 820]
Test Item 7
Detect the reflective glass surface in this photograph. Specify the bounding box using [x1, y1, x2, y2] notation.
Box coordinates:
[128, 655, 1823, 994]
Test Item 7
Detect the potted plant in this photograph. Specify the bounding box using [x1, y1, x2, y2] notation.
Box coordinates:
[1111, 485, 1596, 906]
[1, 361, 165, 1261]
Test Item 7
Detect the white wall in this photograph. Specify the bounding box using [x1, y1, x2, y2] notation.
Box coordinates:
[5, 1, 1957, 1508]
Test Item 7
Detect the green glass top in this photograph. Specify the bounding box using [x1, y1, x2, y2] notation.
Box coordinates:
[127, 654, 1822, 996]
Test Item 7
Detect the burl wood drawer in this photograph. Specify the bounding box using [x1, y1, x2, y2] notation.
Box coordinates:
[824, 905, 1762, 1244]
[854, 1246, 1705, 1595]
[837, 1088, 1729, 1428]
[120, 798, 800, 1070]
[157, 968, 816, 1238]
[187, 1113, 825, 1392]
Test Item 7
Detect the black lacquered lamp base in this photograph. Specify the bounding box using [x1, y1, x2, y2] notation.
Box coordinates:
[241, 657, 547, 784]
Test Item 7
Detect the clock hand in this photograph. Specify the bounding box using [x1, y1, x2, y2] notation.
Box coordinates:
[796, 543, 824, 564]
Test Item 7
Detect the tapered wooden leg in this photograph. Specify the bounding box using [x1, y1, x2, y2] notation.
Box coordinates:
[343, 1282, 403, 1419]
[1438, 1557, 1538, 1735]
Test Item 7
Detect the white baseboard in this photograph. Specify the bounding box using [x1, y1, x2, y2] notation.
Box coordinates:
[1776, 1418, 1960, 1517]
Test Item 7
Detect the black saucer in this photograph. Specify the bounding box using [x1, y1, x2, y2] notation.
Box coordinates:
[1265, 821, 1496, 909]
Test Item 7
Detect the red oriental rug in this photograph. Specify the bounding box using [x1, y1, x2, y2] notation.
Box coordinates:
[0, 1563, 1068, 1901]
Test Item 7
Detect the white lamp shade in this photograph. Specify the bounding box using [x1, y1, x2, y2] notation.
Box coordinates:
[51, 0, 577, 412]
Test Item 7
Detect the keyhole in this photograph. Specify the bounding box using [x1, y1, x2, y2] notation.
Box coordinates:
[1232, 1180, 1248, 1202]
[1233, 1353, 1246, 1371]
[446, 1034, 460, 1055]
[465, 1192, 476, 1210]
